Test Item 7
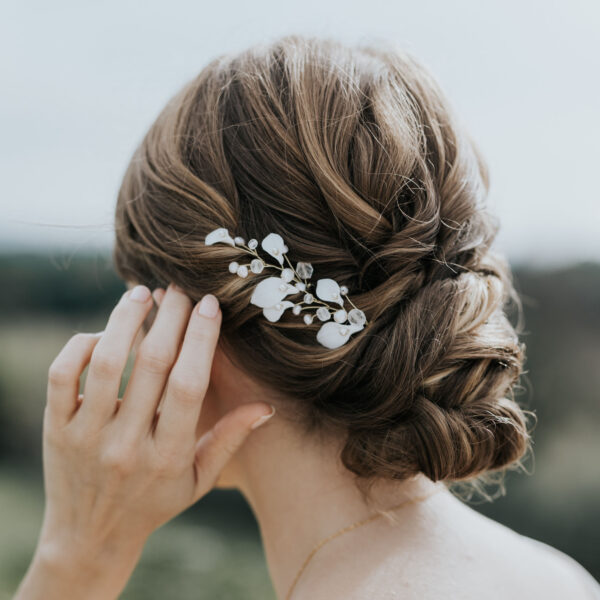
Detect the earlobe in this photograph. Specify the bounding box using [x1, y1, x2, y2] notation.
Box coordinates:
[212, 461, 240, 490]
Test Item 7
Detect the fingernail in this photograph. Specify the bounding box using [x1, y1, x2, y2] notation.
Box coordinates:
[169, 282, 185, 294]
[197, 294, 219, 318]
[130, 285, 151, 303]
[251, 406, 276, 430]
[152, 288, 166, 305]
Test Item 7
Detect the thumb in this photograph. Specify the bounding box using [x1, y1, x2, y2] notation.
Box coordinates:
[192, 402, 276, 501]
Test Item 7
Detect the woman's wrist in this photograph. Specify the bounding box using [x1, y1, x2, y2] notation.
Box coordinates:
[14, 539, 143, 600]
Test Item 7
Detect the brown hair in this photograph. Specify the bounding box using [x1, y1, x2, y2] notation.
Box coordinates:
[113, 35, 532, 492]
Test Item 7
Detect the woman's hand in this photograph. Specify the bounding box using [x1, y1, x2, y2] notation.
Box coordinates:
[14, 284, 275, 600]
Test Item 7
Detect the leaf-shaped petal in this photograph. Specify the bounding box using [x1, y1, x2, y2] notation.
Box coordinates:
[316, 321, 365, 349]
[205, 227, 235, 247]
[348, 322, 365, 334]
[263, 301, 295, 322]
[250, 277, 297, 308]
[315, 278, 343, 306]
[315, 322, 350, 349]
[261, 233, 287, 265]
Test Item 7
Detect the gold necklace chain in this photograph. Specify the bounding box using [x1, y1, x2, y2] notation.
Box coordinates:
[284, 486, 443, 600]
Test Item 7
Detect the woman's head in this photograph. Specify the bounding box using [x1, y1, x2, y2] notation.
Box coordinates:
[114, 35, 531, 491]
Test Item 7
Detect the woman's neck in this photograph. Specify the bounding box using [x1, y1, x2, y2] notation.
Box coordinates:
[232, 417, 444, 599]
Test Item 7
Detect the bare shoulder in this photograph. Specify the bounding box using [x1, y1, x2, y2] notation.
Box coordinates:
[296, 488, 600, 600]
[443, 493, 600, 599]
[438, 494, 600, 600]
[517, 535, 600, 599]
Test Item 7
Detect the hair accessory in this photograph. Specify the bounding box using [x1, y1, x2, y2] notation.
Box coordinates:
[204, 228, 368, 348]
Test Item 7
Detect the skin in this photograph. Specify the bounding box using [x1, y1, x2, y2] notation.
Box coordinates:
[13, 283, 600, 599]
[13, 283, 274, 600]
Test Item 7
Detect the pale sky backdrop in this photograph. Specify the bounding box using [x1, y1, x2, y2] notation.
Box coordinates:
[1, 0, 598, 267]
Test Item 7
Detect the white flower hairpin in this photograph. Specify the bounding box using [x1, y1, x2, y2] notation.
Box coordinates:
[204, 227, 368, 349]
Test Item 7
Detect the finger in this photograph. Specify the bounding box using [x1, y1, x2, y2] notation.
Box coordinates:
[152, 288, 166, 306]
[192, 403, 275, 502]
[77, 286, 153, 429]
[116, 284, 193, 437]
[78, 394, 122, 412]
[154, 294, 221, 448]
[46, 332, 103, 428]
[138, 287, 165, 339]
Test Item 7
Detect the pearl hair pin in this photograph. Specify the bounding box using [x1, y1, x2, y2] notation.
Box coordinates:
[204, 228, 368, 349]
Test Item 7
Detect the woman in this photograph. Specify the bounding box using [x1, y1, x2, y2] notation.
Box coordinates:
[14, 36, 599, 599]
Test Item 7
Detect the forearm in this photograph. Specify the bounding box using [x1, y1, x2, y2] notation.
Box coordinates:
[13, 543, 142, 600]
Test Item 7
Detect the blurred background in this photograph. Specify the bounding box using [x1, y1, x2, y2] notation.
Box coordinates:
[1, 1, 599, 598]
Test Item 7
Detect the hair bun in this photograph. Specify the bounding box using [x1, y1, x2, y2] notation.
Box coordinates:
[336, 259, 531, 484]
[342, 392, 530, 483]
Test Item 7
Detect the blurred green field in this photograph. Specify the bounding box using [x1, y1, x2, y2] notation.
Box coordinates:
[0, 315, 277, 600]
[0, 253, 599, 597]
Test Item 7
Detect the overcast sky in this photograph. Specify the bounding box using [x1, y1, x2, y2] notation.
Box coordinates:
[1, 0, 598, 267]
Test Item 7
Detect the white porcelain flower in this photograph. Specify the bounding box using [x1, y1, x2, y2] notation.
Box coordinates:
[316, 321, 365, 349]
[263, 301, 295, 322]
[205, 227, 235, 247]
[315, 278, 344, 306]
[250, 277, 298, 308]
[261, 233, 288, 265]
